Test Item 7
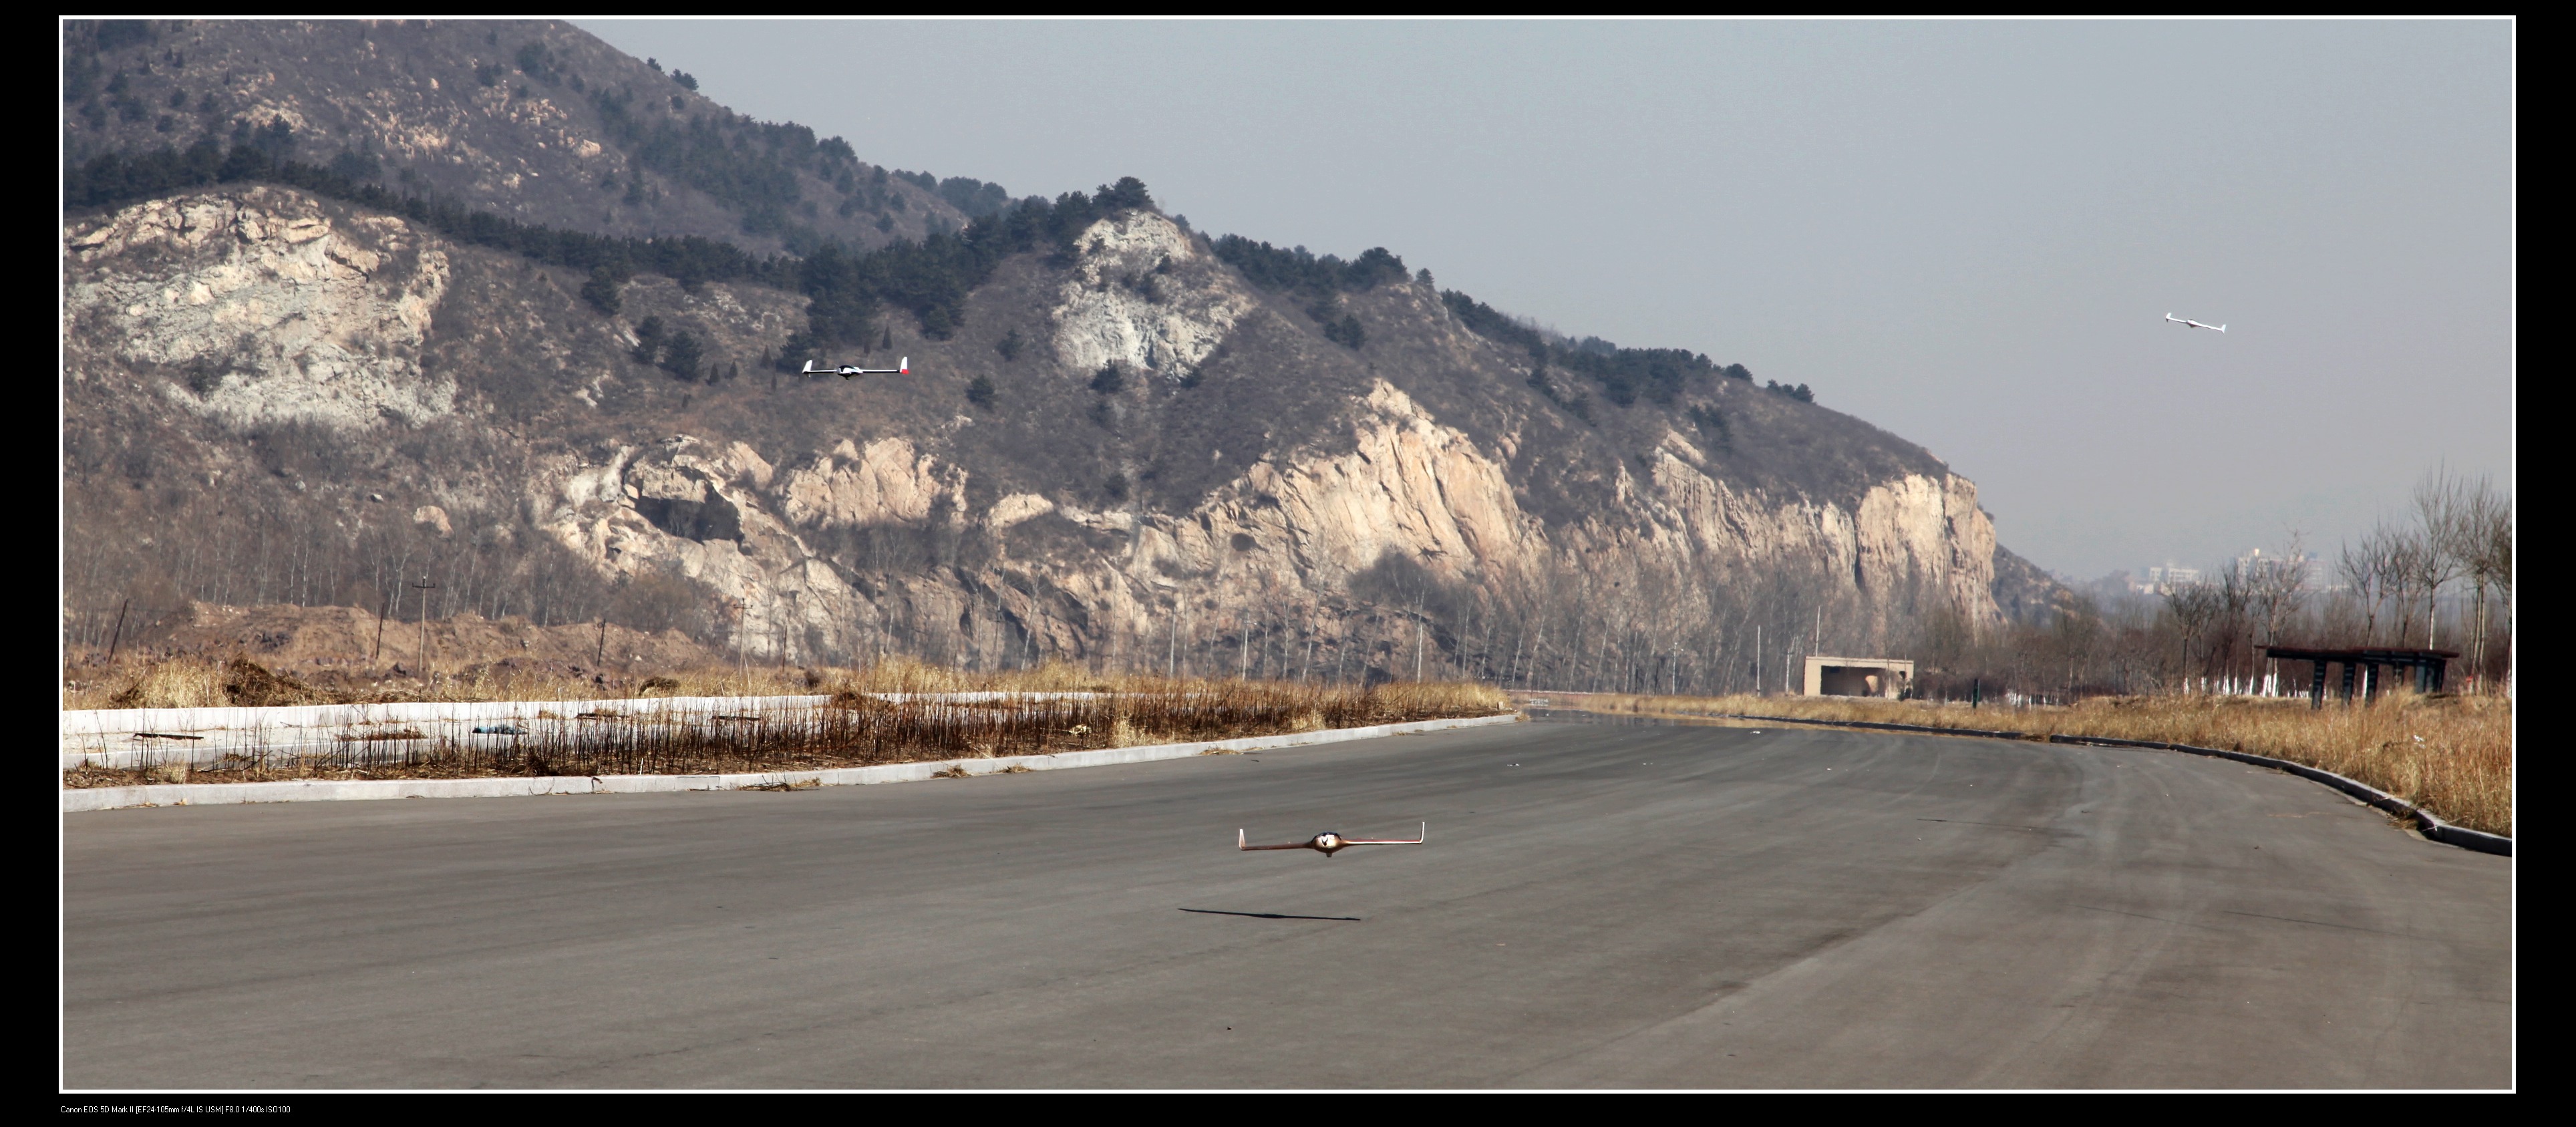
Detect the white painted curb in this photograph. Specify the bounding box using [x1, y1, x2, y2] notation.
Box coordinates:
[61, 713, 1525, 813]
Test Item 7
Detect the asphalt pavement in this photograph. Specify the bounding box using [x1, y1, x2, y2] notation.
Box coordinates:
[61, 715, 2512, 1088]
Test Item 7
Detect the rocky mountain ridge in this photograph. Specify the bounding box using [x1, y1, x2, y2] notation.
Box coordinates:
[63, 19, 2060, 693]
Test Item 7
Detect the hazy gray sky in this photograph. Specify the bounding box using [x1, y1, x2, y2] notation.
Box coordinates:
[581, 19, 2513, 579]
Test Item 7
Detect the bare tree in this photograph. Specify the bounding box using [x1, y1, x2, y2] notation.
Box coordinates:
[2162, 581, 2223, 689]
[2245, 535, 2310, 691]
[2455, 478, 2512, 691]
[2410, 468, 2470, 647]
[2378, 524, 2434, 651]
[2337, 530, 2390, 643]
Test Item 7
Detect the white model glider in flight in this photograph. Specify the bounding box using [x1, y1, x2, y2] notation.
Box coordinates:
[802, 356, 911, 379]
[2164, 313, 2226, 333]
[1239, 822, 1427, 857]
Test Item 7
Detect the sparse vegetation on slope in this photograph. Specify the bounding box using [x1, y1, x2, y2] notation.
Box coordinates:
[67, 137, 796, 287]
[1438, 290, 1738, 408]
[61, 19, 965, 253]
[65, 138, 1170, 361]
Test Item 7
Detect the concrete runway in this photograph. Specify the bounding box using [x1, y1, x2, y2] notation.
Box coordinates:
[61, 716, 2511, 1089]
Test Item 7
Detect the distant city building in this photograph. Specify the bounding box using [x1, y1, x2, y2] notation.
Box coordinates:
[2126, 550, 2316, 596]
[2133, 564, 2201, 595]
[2233, 546, 2318, 586]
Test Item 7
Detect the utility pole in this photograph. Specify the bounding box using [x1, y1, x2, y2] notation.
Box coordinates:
[410, 579, 439, 680]
[1755, 625, 1762, 694]
[106, 598, 129, 662]
[595, 615, 607, 667]
[373, 589, 393, 665]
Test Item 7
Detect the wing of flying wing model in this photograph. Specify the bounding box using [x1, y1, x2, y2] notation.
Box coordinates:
[1240, 823, 1427, 856]
[1237, 830, 1315, 851]
[1339, 822, 1428, 845]
[802, 356, 913, 379]
[2164, 313, 2227, 333]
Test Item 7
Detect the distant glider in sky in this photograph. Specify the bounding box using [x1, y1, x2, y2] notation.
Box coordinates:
[802, 356, 911, 379]
[2164, 313, 2226, 333]
[1239, 823, 1428, 857]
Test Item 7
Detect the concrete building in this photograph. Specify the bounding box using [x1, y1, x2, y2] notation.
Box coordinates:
[2134, 565, 2201, 596]
[1802, 656, 1915, 699]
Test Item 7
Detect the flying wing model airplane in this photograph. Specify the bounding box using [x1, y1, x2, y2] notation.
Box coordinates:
[2164, 313, 2226, 333]
[1239, 822, 1427, 857]
[802, 356, 911, 379]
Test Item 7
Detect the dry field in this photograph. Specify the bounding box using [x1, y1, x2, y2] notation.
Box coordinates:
[59, 602, 726, 709]
[61, 641, 726, 712]
[63, 651, 1506, 710]
[1558, 691, 2513, 837]
[63, 659, 1512, 789]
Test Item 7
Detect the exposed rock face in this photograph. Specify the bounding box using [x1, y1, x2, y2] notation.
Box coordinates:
[483, 367, 2009, 670]
[1197, 381, 1549, 589]
[66, 188, 452, 432]
[772, 438, 961, 530]
[1050, 214, 1254, 377]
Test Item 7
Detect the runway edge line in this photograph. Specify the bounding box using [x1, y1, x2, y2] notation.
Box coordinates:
[59, 712, 1526, 814]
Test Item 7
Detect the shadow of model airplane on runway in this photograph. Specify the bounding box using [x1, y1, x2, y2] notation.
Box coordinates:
[1178, 909, 1365, 922]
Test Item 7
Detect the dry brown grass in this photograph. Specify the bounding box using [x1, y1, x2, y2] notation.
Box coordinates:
[87, 657, 228, 709]
[1567, 691, 2513, 837]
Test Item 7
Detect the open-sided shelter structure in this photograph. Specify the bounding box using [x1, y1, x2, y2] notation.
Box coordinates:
[2260, 645, 2458, 709]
